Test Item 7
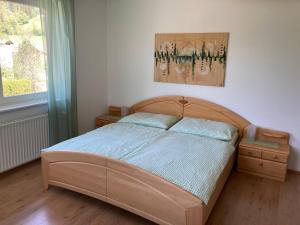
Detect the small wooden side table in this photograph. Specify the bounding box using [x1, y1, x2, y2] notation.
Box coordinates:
[237, 127, 290, 182]
[95, 106, 122, 128]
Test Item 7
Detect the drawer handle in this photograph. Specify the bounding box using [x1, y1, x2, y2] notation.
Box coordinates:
[248, 151, 253, 155]
[262, 132, 285, 139]
[273, 155, 278, 159]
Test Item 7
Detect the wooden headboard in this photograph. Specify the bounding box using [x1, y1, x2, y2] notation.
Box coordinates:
[130, 96, 250, 136]
[130, 96, 184, 117]
[183, 97, 250, 136]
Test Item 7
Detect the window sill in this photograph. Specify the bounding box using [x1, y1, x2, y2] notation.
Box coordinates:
[0, 99, 48, 113]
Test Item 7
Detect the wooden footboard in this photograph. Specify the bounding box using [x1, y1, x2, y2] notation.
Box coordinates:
[42, 151, 234, 225]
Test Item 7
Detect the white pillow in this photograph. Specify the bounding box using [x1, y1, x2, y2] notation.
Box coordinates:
[118, 112, 180, 129]
[169, 117, 237, 141]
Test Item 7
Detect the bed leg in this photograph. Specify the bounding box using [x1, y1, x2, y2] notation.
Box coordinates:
[41, 157, 49, 191]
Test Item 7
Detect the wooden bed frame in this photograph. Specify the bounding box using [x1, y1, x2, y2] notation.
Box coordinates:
[42, 96, 250, 225]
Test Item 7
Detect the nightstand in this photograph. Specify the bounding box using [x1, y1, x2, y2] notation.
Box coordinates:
[95, 106, 122, 128]
[237, 127, 290, 182]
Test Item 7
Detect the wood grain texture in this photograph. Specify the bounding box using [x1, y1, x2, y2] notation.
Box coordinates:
[1, 161, 300, 225]
[107, 169, 186, 225]
[108, 106, 122, 117]
[40, 152, 235, 225]
[183, 97, 250, 136]
[95, 106, 122, 128]
[48, 162, 107, 196]
[43, 151, 218, 225]
[129, 96, 250, 136]
[239, 146, 262, 158]
[95, 115, 120, 127]
[40, 96, 251, 225]
[129, 95, 184, 117]
[238, 134, 290, 182]
[238, 155, 287, 181]
[262, 151, 288, 163]
[207, 170, 300, 225]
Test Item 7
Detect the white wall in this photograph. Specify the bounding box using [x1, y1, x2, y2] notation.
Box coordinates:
[74, 0, 107, 134]
[107, 0, 300, 170]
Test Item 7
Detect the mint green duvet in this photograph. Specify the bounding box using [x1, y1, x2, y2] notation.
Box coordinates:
[43, 123, 165, 159]
[124, 131, 235, 204]
[43, 123, 235, 204]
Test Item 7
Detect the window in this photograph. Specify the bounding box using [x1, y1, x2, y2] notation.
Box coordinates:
[0, 0, 47, 106]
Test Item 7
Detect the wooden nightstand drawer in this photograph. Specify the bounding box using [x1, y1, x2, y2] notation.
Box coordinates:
[238, 155, 262, 174]
[96, 106, 122, 128]
[96, 119, 114, 127]
[239, 146, 261, 158]
[262, 151, 288, 163]
[95, 115, 121, 128]
[238, 155, 287, 181]
[260, 159, 287, 178]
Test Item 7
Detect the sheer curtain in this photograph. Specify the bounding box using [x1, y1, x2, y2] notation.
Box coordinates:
[39, 0, 78, 145]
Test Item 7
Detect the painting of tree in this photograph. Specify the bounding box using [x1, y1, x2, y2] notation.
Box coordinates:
[154, 33, 229, 87]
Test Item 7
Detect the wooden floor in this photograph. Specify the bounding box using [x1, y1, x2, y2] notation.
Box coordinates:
[0, 161, 300, 225]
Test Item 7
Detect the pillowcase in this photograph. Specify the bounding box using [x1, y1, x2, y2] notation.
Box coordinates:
[169, 117, 237, 141]
[118, 112, 180, 129]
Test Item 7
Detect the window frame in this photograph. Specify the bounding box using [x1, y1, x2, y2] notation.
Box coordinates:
[0, 0, 48, 108]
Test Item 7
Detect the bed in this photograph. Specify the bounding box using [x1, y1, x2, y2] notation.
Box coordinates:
[41, 96, 250, 225]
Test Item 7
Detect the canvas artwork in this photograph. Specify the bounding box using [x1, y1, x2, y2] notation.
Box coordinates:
[154, 33, 229, 87]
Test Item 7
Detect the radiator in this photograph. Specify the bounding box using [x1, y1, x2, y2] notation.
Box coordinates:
[0, 114, 49, 173]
